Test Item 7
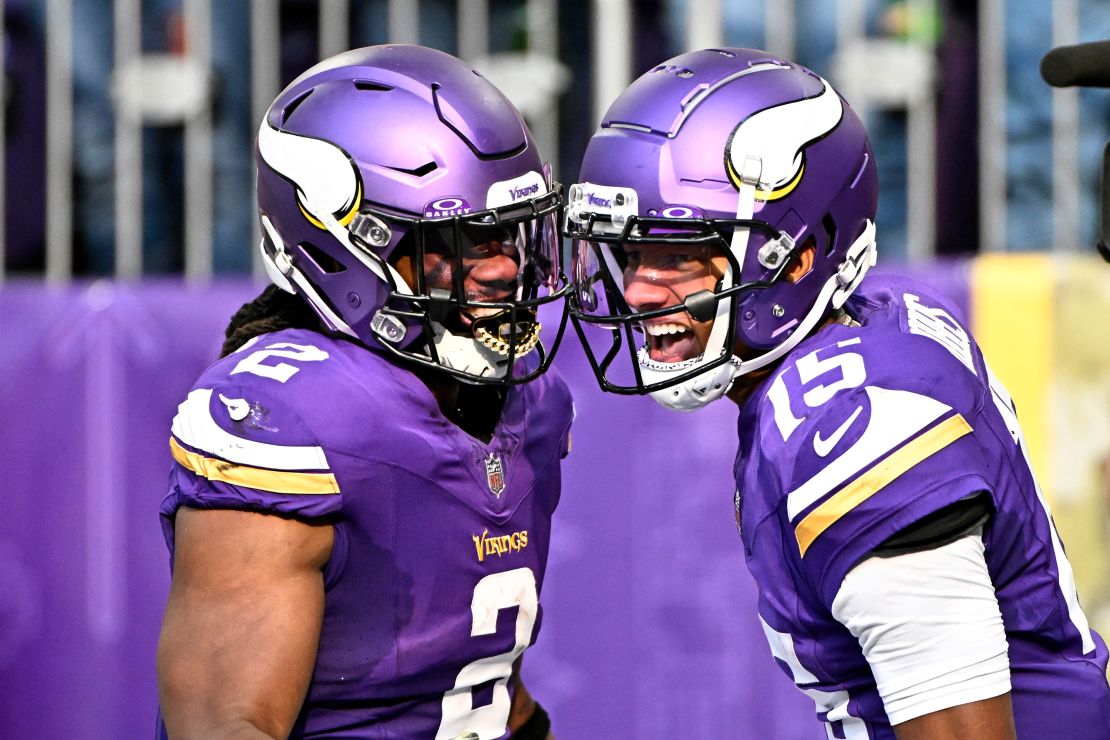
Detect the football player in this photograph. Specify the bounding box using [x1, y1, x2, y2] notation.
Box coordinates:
[156, 45, 570, 740]
[565, 48, 1110, 739]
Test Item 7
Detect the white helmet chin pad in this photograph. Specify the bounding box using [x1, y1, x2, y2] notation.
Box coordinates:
[430, 322, 545, 384]
[431, 324, 511, 383]
[646, 355, 741, 411]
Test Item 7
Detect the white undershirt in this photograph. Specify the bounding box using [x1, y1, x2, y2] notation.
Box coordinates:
[830, 529, 1012, 725]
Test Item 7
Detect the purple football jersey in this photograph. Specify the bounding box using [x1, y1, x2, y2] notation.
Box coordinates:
[158, 328, 573, 739]
[734, 276, 1110, 739]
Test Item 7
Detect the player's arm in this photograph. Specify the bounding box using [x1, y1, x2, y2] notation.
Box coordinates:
[157, 507, 334, 739]
[892, 694, 1015, 740]
[509, 659, 556, 740]
[832, 494, 1016, 740]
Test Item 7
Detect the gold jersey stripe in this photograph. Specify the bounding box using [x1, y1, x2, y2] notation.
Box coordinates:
[170, 437, 340, 495]
[795, 413, 973, 557]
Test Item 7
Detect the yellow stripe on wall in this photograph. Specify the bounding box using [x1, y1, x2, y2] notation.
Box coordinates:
[170, 437, 340, 495]
[795, 414, 973, 557]
[970, 253, 1053, 503]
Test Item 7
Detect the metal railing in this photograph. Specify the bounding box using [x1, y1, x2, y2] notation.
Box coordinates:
[4, 0, 1099, 282]
[45, 0, 74, 282]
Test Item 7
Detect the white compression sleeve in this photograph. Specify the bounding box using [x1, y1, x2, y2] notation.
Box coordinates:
[830, 529, 1011, 725]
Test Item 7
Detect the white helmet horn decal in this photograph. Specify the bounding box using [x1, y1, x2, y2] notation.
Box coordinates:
[258, 120, 412, 294]
[258, 121, 361, 227]
[724, 78, 844, 200]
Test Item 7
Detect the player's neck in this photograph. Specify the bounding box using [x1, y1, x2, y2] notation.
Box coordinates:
[417, 369, 506, 443]
[727, 370, 772, 407]
[725, 311, 851, 407]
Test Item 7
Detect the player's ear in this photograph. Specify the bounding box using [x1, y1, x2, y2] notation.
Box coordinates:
[785, 239, 816, 284]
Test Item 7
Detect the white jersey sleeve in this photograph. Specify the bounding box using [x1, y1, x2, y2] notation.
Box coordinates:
[831, 529, 1012, 725]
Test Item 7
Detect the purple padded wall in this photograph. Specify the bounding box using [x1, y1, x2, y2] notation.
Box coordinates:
[0, 265, 968, 739]
[0, 280, 249, 738]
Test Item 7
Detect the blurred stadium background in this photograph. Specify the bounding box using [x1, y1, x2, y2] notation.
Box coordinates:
[1, 1, 1108, 738]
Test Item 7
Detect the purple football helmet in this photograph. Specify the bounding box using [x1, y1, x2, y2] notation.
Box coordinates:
[256, 45, 568, 385]
[565, 48, 878, 410]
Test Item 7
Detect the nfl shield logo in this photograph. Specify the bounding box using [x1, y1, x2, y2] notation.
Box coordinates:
[485, 453, 506, 497]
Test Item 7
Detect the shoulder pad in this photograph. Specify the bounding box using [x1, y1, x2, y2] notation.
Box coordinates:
[761, 300, 984, 453]
[762, 380, 972, 521]
[170, 380, 339, 496]
[169, 331, 361, 500]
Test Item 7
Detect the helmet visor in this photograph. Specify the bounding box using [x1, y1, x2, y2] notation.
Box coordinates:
[413, 193, 562, 316]
[570, 236, 734, 392]
[572, 237, 726, 323]
[374, 188, 568, 384]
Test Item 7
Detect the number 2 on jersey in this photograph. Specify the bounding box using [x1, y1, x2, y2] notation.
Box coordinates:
[437, 568, 539, 740]
[231, 342, 329, 382]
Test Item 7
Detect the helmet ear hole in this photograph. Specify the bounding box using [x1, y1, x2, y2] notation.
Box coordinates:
[298, 241, 348, 274]
[821, 213, 838, 257]
[785, 237, 816, 284]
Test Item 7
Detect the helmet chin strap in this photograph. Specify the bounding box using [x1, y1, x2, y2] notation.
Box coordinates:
[646, 356, 741, 411]
[732, 218, 876, 378]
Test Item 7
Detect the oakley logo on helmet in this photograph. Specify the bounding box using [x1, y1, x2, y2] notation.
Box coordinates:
[423, 197, 474, 218]
[654, 205, 705, 219]
[724, 78, 844, 201]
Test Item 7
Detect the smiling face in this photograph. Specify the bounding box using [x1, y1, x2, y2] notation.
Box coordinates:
[423, 228, 522, 321]
[619, 242, 729, 363]
[392, 223, 543, 358]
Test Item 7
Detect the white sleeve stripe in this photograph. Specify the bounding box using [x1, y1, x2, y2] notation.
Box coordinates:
[831, 530, 1011, 725]
[786, 387, 951, 519]
[171, 388, 331, 471]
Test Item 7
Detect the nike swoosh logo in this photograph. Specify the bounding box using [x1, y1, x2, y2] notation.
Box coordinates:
[813, 406, 863, 458]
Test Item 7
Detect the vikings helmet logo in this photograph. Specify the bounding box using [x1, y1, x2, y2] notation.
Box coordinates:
[723, 77, 844, 202]
[258, 121, 363, 230]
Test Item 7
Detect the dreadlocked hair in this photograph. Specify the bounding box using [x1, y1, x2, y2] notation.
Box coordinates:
[221, 285, 324, 357]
